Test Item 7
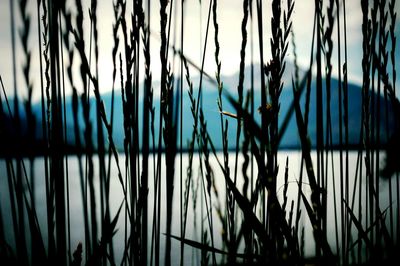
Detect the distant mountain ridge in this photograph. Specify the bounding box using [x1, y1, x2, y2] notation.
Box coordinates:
[1, 63, 397, 155]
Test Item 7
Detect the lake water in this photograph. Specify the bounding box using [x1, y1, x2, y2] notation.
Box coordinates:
[0, 151, 398, 264]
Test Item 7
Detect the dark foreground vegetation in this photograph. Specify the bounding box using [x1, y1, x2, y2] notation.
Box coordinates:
[0, 0, 399, 265]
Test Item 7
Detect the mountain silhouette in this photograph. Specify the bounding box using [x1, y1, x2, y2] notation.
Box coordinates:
[1, 63, 397, 156]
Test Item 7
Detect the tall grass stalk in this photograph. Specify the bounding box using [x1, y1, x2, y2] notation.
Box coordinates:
[314, 1, 325, 258]
[58, 12, 72, 264]
[248, 0, 255, 258]
[388, 0, 399, 243]
[47, 1, 67, 264]
[158, 1, 176, 265]
[142, 11, 152, 266]
[19, 0, 40, 264]
[369, 2, 379, 249]
[333, 0, 347, 262]
[385, 0, 395, 239]
[322, 0, 340, 258]
[8, 0, 29, 264]
[342, 2, 350, 262]
[255, 0, 267, 229]
[229, 0, 249, 262]
[179, 0, 184, 263]
[88, 2, 108, 257]
[35, 0, 52, 260]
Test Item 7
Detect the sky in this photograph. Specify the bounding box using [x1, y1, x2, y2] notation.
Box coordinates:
[0, 0, 399, 103]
